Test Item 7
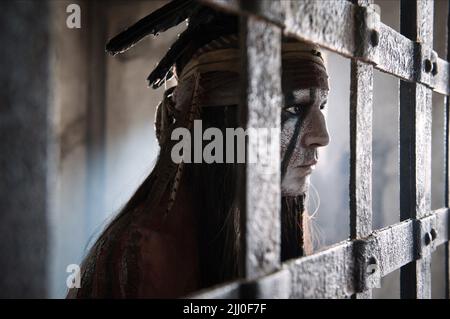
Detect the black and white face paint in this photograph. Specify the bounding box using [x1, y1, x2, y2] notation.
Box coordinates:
[170, 38, 330, 198]
[281, 88, 329, 196]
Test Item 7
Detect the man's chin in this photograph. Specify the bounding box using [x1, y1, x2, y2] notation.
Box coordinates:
[281, 175, 310, 197]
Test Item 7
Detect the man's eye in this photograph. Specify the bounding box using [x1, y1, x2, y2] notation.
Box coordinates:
[284, 106, 303, 115]
[320, 102, 327, 110]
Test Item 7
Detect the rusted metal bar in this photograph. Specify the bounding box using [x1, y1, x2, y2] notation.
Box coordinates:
[350, 45, 374, 300]
[399, 81, 433, 220]
[445, 0, 450, 300]
[435, 57, 449, 95]
[189, 281, 242, 299]
[399, 0, 434, 299]
[350, 0, 374, 242]
[200, 0, 449, 96]
[287, 241, 356, 298]
[444, 0, 450, 299]
[434, 208, 449, 247]
[349, 0, 374, 300]
[349, 61, 373, 242]
[189, 209, 449, 299]
[238, 16, 282, 282]
[195, 0, 450, 299]
[377, 22, 415, 81]
[446, 92, 450, 298]
[369, 220, 415, 277]
[189, 270, 291, 299]
[202, 0, 357, 56]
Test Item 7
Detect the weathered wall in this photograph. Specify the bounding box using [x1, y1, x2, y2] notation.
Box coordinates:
[0, 0, 52, 298]
[47, 0, 182, 298]
[103, 1, 181, 219]
[48, 0, 91, 299]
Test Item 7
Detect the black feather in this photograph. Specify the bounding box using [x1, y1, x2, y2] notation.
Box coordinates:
[106, 0, 200, 56]
[147, 27, 197, 88]
[105, 0, 238, 88]
[147, 7, 238, 88]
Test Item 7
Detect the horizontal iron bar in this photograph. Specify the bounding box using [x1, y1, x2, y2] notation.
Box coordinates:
[368, 219, 415, 277]
[435, 207, 449, 247]
[199, 0, 449, 96]
[188, 208, 450, 298]
[188, 281, 242, 299]
[377, 23, 415, 83]
[435, 58, 450, 95]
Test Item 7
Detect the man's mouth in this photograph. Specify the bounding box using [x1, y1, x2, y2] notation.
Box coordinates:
[297, 160, 317, 168]
[294, 163, 316, 177]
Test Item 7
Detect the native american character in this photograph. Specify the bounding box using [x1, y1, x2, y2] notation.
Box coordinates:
[67, 0, 329, 298]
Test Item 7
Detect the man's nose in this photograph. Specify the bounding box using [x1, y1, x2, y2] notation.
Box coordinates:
[302, 110, 330, 148]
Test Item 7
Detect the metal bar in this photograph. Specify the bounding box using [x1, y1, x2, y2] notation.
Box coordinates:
[350, 57, 374, 299]
[435, 57, 449, 95]
[188, 281, 242, 299]
[350, 61, 373, 240]
[203, 0, 357, 56]
[189, 269, 291, 299]
[399, 82, 433, 221]
[189, 209, 449, 299]
[433, 208, 449, 247]
[240, 268, 291, 298]
[349, 0, 374, 300]
[287, 241, 356, 298]
[445, 0, 450, 300]
[377, 22, 415, 82]
[287, 219, 418, 298]
[399, 0, 434, 299]
[200, 0, 450, 96]
[370, 220, 416, 277]
[239, 16, 283, 281]
[446, 90, 450, 299]
[196, 0, 450, 299]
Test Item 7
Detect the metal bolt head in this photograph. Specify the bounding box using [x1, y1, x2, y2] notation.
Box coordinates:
[370, 30, 379, 47]
[366, 256, 378, 275]
[424, 232, 432, 245]
[431, 62, 438, 76]
[424, 59, 433, 73]
[430, 228, 438, 241]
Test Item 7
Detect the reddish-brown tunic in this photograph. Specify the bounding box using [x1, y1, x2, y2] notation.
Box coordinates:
[67, 187, 201, 298]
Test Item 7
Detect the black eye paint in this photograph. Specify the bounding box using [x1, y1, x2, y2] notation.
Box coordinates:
[281, 89, 316, 180]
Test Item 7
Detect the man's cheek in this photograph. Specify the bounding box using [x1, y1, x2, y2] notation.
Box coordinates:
[280, 118, 297, 155]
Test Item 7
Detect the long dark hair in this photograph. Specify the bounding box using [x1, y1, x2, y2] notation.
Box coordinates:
[76, 103, 309, 296]
[184, 105, 309, 288]
[184, 105, 242, 287]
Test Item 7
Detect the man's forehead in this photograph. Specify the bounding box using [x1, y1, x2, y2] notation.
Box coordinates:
[283, 88, 328, 105]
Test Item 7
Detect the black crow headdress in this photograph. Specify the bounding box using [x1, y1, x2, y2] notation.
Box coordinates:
[106, 0, 238, 89]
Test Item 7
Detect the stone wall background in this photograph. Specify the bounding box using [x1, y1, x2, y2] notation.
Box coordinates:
[0, 0, 51, 298]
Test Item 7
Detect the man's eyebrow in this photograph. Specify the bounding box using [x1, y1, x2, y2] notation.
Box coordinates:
[283, 90, 311, 106]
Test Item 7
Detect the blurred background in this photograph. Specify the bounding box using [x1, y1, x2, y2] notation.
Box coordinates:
[0, 0, 448, 298]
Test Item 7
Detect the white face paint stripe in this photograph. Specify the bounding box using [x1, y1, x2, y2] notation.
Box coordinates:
[281, 88, 329, 196]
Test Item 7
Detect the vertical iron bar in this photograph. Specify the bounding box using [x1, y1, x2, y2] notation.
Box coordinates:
[445, 0, 450, 300]
[350, 0, 374, 299]
[350, 60, 374, 298]
[350, 1, 374, 244]
[239, 15, 282, 284]
[400, 0, 434, 299]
